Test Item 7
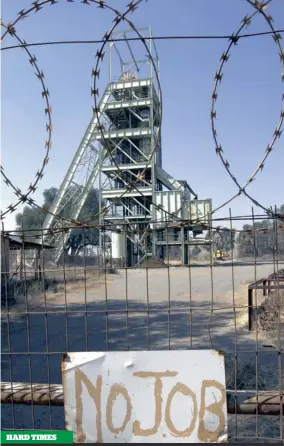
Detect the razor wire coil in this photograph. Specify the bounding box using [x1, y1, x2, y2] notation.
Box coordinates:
[1, 0, 283, 233]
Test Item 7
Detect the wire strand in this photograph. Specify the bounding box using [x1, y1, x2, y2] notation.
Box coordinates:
[2, 29, 284, 51]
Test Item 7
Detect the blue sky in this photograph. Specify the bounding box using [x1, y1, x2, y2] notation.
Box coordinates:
[2, 0, 284, 230]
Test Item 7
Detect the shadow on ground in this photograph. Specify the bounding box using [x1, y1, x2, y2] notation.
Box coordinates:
[1, 298, 283, 441]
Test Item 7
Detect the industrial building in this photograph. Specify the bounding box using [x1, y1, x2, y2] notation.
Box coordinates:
[42, 27, 212, 266]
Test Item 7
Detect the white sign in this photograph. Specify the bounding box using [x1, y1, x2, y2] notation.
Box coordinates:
[62, 350, 227, 443]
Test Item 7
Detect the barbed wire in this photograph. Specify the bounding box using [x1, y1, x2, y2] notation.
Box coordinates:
[0, 21, 52, 218]
[210, 0, 284, 219]
[1, 0, 165, 232]
[2, 209, 284, 241]
[1, 0, 283, 233]
[1, 0, 151, 225]
[91, 1, 163, 223]
[1, 0, 165, 230]
[2, 29, 284, 51]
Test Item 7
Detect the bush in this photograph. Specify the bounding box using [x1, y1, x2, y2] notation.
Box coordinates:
[1, 277, 59, 307]
[251, 290, 284, 337]
[225, 356, 277, 390]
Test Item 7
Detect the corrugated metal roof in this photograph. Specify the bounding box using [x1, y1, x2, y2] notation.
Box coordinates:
[1, 233, 54, 250]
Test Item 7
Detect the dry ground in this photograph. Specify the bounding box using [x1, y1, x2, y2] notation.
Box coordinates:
[1, 262, 284, 441]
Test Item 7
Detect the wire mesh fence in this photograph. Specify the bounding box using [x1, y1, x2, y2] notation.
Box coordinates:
[1, 210, 284, 442]
[1, 1, 284, 441]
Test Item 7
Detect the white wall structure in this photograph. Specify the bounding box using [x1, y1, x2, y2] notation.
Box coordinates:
[189, 199, 212, 223]
[154, 191, 184, 224]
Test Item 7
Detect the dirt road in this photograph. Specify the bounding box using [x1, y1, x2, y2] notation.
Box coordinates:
[1, 263, 283, 437]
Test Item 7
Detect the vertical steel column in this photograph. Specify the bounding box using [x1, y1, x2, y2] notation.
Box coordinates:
[248, 287, 253, 331]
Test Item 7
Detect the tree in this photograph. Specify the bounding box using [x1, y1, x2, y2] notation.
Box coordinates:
[64, 187, 100, 255]
[213, 227, 236, 252]
[203, 227, 235, 253]
[236, 204, 284, 258]
[15, 187, 58, 231]
[15, 187, 100, 255]
[191, 245, 202, 258]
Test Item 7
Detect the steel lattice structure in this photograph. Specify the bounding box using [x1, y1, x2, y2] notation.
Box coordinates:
[1, 0, 283, 232]
[1, 0, 282, 262]
[41, 27, 211, 265]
